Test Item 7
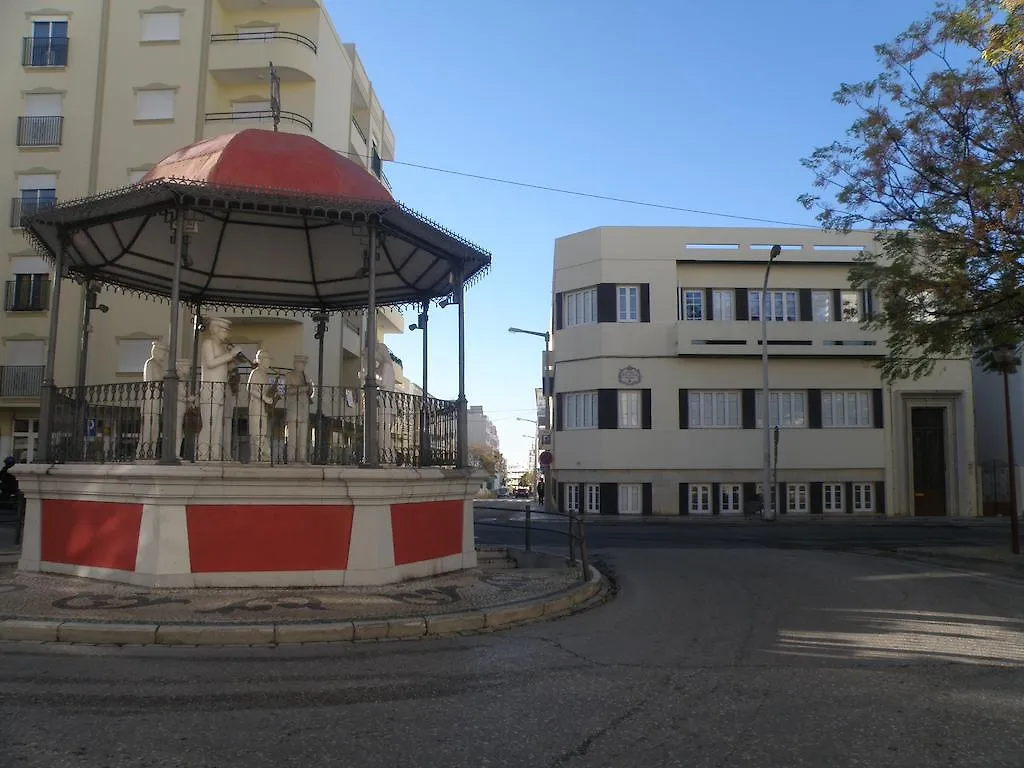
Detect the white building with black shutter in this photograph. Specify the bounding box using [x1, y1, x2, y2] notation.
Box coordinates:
[549, 226, 980, 518]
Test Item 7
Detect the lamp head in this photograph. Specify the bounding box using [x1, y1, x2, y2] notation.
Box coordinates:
[769, 244, 782, 260]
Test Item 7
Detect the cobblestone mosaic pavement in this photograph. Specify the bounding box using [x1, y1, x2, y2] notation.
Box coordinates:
[0, 563, 582, 625]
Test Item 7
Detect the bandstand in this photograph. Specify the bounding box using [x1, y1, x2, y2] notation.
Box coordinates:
[14, 129, 491, 588]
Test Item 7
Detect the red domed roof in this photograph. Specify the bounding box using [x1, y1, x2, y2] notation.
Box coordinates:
[141, 129, 394, 204]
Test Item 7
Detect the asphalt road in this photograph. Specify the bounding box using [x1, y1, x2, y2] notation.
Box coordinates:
[2, 538, 1023, 766]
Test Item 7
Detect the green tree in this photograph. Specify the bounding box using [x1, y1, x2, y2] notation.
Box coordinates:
[799, 0, 1024, 379]
[518, 471, 535, 488]
[469, 444, 505, 478]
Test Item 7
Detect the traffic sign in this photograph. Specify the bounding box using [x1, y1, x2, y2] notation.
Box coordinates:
[86, 419, 97, 438]
[538, 450, 553, 467]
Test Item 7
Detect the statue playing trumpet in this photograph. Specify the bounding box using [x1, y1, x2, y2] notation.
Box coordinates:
[246, 349, 280, 463]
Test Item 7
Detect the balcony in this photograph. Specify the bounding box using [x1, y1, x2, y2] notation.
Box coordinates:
[5, 276, 51, 312]
[208, 30, 316, 85]
[205, 109, 313, 131]
[676, 320, 887, 357]
[17, 115, 63, 147]
[10, 197, 57, 229]
[0, 366, 44, 398]
[22, 37, 69, 67]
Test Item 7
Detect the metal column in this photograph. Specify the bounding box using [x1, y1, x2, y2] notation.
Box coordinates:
[456, 268, 468, 468]
[37, 237, 66, 464]
[362, 222, 379, 467]
[158, 210, 185, 465]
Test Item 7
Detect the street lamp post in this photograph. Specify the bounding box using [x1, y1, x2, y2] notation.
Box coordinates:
[517, 416, 538, 493]
[509, 327, 552, 514]
[761, 245, 782, 521]
[992, 344, 1021, 555]
[76, 281, 109, 390]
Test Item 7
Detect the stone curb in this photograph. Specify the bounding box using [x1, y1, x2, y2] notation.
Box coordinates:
[0, 565, 606, 646]
[877, 547, 1024, 572]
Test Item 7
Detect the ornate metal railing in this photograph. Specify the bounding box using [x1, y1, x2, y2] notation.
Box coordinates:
[0, 366, 44, 397]
[210, 30, 317, 53]
[22, 36, 69, 67]
[205, 110, 313, 131]
[17, 115, 63, 147]
[45, 381, 459, 467]
[10, 197, 57, 228]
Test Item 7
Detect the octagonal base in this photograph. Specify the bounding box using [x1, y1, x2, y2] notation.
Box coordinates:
[15, 464, 483, 587]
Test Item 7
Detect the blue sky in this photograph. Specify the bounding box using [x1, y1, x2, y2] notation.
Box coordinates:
[330, 0, 942, 470]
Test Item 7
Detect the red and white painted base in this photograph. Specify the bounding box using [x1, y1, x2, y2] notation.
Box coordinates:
[15, 464, 483, 587]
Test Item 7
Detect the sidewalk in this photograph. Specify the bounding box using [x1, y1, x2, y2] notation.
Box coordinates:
[0, 549, 605, 646]
[880, 545, 1024, 572]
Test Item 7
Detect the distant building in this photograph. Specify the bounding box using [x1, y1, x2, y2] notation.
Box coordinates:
[467, 404, 501, 488]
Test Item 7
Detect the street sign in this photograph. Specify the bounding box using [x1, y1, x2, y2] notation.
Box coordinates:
[86, 419, 97, 438]
[538, 450, 553, 467]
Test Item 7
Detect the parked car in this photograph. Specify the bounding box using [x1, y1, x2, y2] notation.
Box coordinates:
[514, 486, 530, 498]
[495, 487, 509, 498]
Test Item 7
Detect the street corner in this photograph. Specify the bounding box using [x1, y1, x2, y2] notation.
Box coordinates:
[0, 554, 609, 647]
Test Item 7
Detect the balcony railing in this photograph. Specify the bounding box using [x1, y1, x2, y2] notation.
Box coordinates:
[10, 197, 57, 228]
[351, 116, 367, 143]
[22, 37, 69, 67]
[17, 115, 63, 147]
[205, 110, 313, 131]
[46, 382, 460, 466]
[210, 30, 317, 53]
[0, 366, 44, 398]
[5, 276, 51, 311]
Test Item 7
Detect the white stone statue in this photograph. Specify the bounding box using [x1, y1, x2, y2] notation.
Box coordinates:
[283, 354, 314, 463]
[246, 349, 277, 462]
[376, 343, 397, 461]
[174, 358, 193, 460]
[376, 344, 397, 391]
[137, 340, 167, 459]
[198, 317, 242, 461]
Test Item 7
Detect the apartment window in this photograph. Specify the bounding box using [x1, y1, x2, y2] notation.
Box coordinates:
[618, 390, 640, 428]
[720, 484, 742, 514]
[18, 92, 63, 147]
[564, 391, 598, 430]
[822, 391, 871, 427]
[749, 290, 797, 321]
[232, 100, 271, 119]
[566, 484, 579, 512]
[689, 391, 740, 428]
[371, 141, 382, 178]
[14, 174, 57, 228]
[689, 484, 712, 514]
[787, 483, 809, 514]
[823, 483, 844, 513]
[852, 482, 874, 513]
[26, 19, 68, 67]
[712, 289, 733, 321]
[117, 338, 158, 374]
[584, 483, 600, 514]
[841, 290, 862, 322]
[812, 291, 831, 322]
[755, 391, 806, 428]
[7, 257, 51, 311]
[756, 483, 778, 510]
[618, 286, 639, 322]
[4, 339, 44, 366]
[135, 89, 175, 121]
[619, 484, 642, 515]
[564, 287, 597, 327]
[680, 289, 703, 320]
[141, 12, 181, 42]
[11, 418, 39, 463]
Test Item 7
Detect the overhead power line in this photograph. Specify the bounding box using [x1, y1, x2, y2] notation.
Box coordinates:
[334, 148, 820, 229]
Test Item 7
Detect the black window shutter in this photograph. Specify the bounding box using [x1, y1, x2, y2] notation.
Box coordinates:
[799, 289, 812, 321]
[679, 483, 689, 515]
[844, 482, 854, 514]
[679, 389, 689, 429]
[600, 482, 618, 515]
[640, 284, 651, 323]
[736, 288, 749, 321]
[808, 389, 822, 429]
[743, 482, 757, 513]
[872, 389, 884, 428]
[598, 389, 618, 429]
[557, 482, 565, 513]
[555, 393, 564, 431]
[779, 482, 788, 514]
[741, 389, 756, 429]
[810, 481, 823, 515]
[577, 483, 584, 514]
[597, 283, 617, 323]
[831, 289, 842, 321]
[704, 288, 714, 320]
[875, 481, 885, 515]
[554, 292, 563, 331]
[642, 483, 653, 516]
[711, 482, 720, 515]
[864, 289, 873, 320]
[641, 389, 652, 429]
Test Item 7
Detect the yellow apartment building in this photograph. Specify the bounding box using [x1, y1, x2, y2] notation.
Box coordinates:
[550, 227, 980, 518]
[0, 0, 405, 461]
